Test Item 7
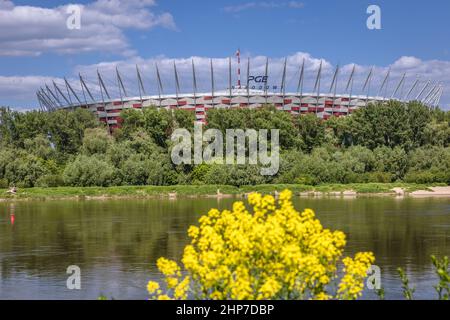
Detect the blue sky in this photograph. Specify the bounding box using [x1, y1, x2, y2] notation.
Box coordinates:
[1, 0, 450, 109]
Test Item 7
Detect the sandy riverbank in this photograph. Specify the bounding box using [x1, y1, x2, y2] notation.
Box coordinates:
[391, 186, 450, 197]
[297, 186, 450, 198]
[409, 186, 450, 197]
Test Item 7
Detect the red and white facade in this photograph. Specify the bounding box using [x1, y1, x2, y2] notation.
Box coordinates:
[76, 89, 390, 130]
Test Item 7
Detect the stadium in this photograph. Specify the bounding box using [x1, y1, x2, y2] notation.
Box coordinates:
[36, 51, 444, 130]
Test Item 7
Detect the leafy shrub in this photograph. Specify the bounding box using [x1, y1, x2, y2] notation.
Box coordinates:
[293, 174, 317, 185]
[190, 164, 211, 184]
[23, 134, 56, 160]
[0, 178, 8, 188]
[404, 171, 450, 184]
[4, 152, 49, 187]
[365, 171, 394, 183]
[35, 174, 65, 187]
[63, 155, 116, 187]
[203, 164, 267, 186]
[81, 128, 112, 155]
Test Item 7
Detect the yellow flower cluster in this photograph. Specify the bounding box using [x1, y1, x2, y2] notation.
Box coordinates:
[147, 189, 375, 300]
[337, 252, 375, 300]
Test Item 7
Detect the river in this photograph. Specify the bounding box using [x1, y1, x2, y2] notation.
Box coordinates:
[0, 196, 449, 300]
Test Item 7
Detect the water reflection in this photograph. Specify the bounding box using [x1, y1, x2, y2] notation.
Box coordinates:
[0, 197, 449, 299]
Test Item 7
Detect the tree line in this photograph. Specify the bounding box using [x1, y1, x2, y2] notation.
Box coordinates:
[0, 101, 449, 188]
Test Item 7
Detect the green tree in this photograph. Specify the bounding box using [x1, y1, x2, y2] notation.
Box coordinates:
[349, 101, 412, 149]
[4, 151, 50, 187]
[373, 146, 408, 181]
[63, 155, 116, 187]
[81, 128, 113, 155]
[295, 113, 326, 152]
[406, 102, 432, 148]
[23, 134, 56, 160]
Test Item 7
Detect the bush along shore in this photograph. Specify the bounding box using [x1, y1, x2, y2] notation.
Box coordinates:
[1, 183, 449, 201]
[0, 101, 449, 189]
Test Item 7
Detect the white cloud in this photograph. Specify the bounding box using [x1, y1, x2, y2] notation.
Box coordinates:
[72, 53, 448, 105]
[0, 0, 14, 10]
[287, 1, 305, 9]
[392, 56, 422, 69]
[223, 1, 304, 13]
[1, 52, 449, 110]
[0, 0, 176, 57]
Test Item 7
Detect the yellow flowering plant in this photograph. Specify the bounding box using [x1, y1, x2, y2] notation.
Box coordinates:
[147, 190, 374, 300]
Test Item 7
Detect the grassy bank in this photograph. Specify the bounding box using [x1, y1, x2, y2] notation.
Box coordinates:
[0, 183, 447, 201]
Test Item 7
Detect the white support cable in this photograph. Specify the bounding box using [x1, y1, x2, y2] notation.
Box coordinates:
[173, 62, 180, 100]
[345, 65, 356, 114]
[228, 57, 232, 101]
[41, 88, 57, 110]
[378, 67, 390, 98]
[53, 80, 71, 105]
[329, 65, 339, 93]
[404, 75, 420, 101]
[41, 91, 53, 111]
[330, 65, 339, 113]
[97, 70, 111, 100]
[62, 78, 73, 105]
[281, 57, 287, 98]
[64, 78, 82, 104]
[45, 84, 62, 107]
[391, 73, 406, 99]
[362, 67, 374, 107]
[210, 58, 215, 106]
[415, 80, 430, 100]
[425, 85, 441, 106]
[246, 57, 250, 105]
[312, 60, 323, 114]
[264, 57, 269, 104]
[423, 83, 439, 103]
[434, 86, 443, 108]
[191, 59, 197, 101]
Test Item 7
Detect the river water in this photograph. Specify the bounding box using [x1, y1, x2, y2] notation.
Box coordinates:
[0, 196, 449, 300]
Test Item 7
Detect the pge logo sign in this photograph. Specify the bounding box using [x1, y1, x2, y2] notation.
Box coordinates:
[234, 75, 278, 90]
[248, 75, 268, 83]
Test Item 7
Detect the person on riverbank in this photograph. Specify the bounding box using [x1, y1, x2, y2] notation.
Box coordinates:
[6, 186, 17, 194]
